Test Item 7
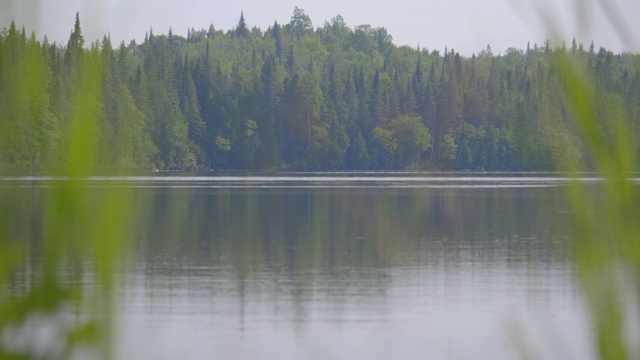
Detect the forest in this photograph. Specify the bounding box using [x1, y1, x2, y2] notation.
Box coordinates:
[1, 9, 639, 172]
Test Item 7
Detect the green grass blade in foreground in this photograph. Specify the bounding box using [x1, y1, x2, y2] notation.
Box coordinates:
[553, 49, 640, 360]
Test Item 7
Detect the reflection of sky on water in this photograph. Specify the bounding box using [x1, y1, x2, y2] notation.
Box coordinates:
[116, 251, 589, 359]
[1, 172, 631, 190]
[4, 175, 602, 359]
[114, 177, 591, 359]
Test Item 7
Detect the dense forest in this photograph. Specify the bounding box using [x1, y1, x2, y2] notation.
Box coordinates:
[1, 9, 639, 172]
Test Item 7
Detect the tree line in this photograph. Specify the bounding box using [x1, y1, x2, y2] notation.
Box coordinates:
[1, 9, 639, 172]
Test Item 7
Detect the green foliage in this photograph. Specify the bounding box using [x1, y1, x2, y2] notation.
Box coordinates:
[290, 7, 313, 37]
[371, 126, 396, 168]
[0, 14, 135, 358]
[215, 135, 231, 152]
[235, 12, 249, 38]
[553, 49, 640, 360]
[389, 115, 431, 167]
[108, 84, 158, 168]
[1, 7, 640, 360]
[439, 133, 457, 167]
[1, 9, 640, 173]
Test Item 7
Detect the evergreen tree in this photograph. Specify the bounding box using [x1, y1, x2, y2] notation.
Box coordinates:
[1, 13, 639, 172]
[236, 12, 249, 38]
[273, 21, 283, 60]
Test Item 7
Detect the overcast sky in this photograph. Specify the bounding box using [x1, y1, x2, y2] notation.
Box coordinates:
[1, 0, 639, 55]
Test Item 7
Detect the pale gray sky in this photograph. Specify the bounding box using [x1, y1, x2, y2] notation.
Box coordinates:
[1, 0, 639, 55]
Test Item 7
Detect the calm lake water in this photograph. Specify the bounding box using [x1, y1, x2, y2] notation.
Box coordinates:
[4, 173, 614, 359]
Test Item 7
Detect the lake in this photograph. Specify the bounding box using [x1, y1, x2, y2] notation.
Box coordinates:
[1, 173, 608, 359]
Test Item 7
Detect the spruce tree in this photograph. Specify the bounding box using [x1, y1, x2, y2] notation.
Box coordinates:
[236, 12, 249, 38]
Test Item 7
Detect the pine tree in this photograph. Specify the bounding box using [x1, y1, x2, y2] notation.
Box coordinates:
[273, 21, 283, 60]
[236, 12, 249, 38]
[68, 12, 84, 50]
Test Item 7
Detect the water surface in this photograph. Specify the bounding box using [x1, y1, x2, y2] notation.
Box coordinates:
[4, 173, 603, 359]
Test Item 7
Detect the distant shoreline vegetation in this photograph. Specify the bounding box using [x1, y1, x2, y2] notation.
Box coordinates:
[1, 9, 638, 172]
